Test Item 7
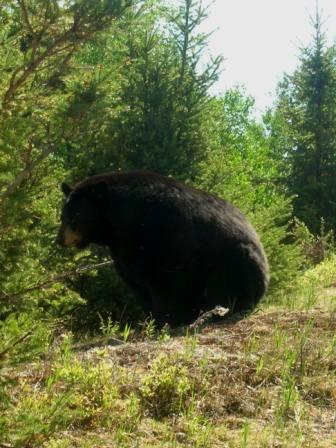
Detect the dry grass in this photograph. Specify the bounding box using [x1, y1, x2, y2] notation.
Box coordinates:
[2, 303, 336, 447]
[2, 258, 336, 447]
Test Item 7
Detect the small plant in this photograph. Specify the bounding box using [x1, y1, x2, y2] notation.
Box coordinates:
[57, 332, 74, 362]
[158, 323, 171, 342]
[97, 313, 120, 338]
[181, 410, 214, 448]
[303, 285, 319, 310]
[244, 330, 259, 355]
[122, 323, 132, 342]
[295, 319, 314, 379]
[117, 392, 141, 434]
[278, 376, 300, 420]
[241, 420, 250, 448]
[0, 313, 52, 365]
[184, 333, 199, 359]
[273, 324, 286, 350]
[140, 353, 192, 418]
[256, 357, 264, 376]
[142, 318, 157, 340]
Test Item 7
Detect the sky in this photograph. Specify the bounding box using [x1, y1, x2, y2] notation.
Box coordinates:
[200, 0, 336, 115]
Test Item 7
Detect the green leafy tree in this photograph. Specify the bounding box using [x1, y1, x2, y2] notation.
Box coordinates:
[196, 89, 304, 294]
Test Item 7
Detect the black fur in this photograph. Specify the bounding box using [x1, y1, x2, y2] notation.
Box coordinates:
[57, 171, 269, 326]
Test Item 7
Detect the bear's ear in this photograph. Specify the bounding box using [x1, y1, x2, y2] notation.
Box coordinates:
[61, 182, 72, 197]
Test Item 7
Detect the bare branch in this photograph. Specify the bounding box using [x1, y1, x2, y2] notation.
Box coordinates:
[0, 143, 57, 199]
[0, 329, 34, 360]
[0, 261, 114, 303]
[188, 306, 229, 331]
[1, 1, 130, 109]
[18, 0, 33, 33]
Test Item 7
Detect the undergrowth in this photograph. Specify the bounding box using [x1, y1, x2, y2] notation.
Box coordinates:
[1, 257, 336, 447]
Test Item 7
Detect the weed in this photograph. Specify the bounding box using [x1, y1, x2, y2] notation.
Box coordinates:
[97, 312, 120, 338]
[141, 317, 157, 340]
[140, 353, 193, 418]
[122, 322, 132, 342]
[241, 420, 250, 448]
[278, 376, 300, 419]
[3, 258, 336, 447]
[158, 323, 171, 342]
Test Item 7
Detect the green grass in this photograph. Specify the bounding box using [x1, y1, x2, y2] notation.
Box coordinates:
[1, 258, 336, 447]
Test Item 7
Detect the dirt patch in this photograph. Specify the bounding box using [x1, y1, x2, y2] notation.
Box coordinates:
[3, 307, 336, 447]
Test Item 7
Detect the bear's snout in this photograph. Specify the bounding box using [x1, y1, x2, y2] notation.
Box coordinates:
[56, 224, 83, 247]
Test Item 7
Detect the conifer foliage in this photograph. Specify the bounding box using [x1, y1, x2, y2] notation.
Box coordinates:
[271, 10, 336, 233]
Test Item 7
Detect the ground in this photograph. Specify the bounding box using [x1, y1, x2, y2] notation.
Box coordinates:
[1, 259, 336, 447]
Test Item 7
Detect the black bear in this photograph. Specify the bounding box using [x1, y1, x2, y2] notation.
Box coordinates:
[56, 171, 269, 326]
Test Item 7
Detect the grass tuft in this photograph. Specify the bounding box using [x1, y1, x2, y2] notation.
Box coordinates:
[1, 258, 336, 446]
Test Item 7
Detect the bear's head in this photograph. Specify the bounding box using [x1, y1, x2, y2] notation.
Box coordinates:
[56, 181, 108, 249]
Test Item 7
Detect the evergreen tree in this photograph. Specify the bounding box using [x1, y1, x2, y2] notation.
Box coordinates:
[0, 0, 131, 316]
[197, 89, 304, 293]
[61, 0, 222, 180]
[270, 9, 336, 233]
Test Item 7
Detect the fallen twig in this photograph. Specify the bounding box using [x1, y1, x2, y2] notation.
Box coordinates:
[189, 306, 230, 331]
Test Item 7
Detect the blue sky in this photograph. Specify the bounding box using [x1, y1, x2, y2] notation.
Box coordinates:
[199, 0, 336, 114]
